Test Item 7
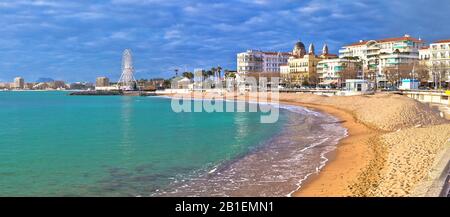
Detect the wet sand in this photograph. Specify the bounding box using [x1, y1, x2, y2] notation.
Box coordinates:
[282, 102, 380, 196]
[160, 91, 450, 196]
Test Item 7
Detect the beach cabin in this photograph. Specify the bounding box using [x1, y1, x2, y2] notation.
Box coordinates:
[337, 79, 372, 96]
[399, 79, 419, 90]
[345, 79, 370, 92]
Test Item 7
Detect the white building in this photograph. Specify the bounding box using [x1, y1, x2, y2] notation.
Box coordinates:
[14, 77, 25, 89]
[419, 46, 431, 61]
[317, 58, 360, 86]
[399, 79, 419, 90]
[237, 50, 291, 75]
[338, 79, 372, 96]
[418, 39, 450, 86]
[339, 34, 425, 86]
[429, 39, 450, 84]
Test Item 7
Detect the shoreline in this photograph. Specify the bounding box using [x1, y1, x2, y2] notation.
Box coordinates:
[158, 93, 348, 196]
[159, 92, 450, 196]
[162, 92, 369, 196]
[277, 100, 381, 196]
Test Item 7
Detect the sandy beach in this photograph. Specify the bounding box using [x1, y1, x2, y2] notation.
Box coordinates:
[162, 91, 450, 196]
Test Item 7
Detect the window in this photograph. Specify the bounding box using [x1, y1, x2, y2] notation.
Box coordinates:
[357, 84, 362, 91]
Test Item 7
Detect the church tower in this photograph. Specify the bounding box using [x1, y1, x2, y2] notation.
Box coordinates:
[293, 40, 306, 57]
[308, 43, 315, 55]
[322, 44, 329, 55]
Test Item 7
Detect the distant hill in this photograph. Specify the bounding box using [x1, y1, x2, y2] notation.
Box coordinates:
[36, 78, 54, 83]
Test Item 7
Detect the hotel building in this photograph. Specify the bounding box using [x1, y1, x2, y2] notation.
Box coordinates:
[419, 39, 450, 85]
[14, 77, 25, 89]
[317, 58, 360, 86]
[237, 50, 291, 75]
[96, 77, 110, 87]
[430, 39, 450, 84]
[339, 34, 425, 86]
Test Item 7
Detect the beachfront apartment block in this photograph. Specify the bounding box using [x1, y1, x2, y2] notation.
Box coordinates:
[236, 50, 291, 75]
[316, 58, 361, 86]
[13, 77, 25, 89]
[420, 39, 450, 84]
[96, 77, 110, 87]
[339, 34, 425, 86]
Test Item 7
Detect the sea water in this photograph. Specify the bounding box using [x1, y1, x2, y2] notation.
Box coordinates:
[0, 91, 346, 196]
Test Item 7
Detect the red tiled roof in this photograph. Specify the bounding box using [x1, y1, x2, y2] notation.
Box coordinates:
[345, 36, 423, 47]
[419, 46, 429, 50]
[346, 41, 367, 47]
[433, 39, 450, 43]
[322, 53, 338, 57]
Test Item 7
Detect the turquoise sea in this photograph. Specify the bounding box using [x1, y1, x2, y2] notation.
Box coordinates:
[0, 91, 346, 196]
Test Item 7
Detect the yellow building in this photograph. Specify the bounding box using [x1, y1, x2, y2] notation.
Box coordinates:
[283, 41, 337, 86]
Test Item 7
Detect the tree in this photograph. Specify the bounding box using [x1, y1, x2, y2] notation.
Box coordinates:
[211, 67, 217, 79]
[302, 78, 310, 87]
[429, 63, 448, 89]
[383, 62, 415, 88]
[225, 71, 236, 78]
[206, 69, 214, 77]
[337, 61, 361, 88]
[162, 79, 171, 88]
[182, 71, 194, 79]
[415, 62, 432, 85]
[217, 66, 222, 78]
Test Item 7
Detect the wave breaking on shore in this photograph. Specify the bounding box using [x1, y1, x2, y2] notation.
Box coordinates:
[152, 104, 347, 197]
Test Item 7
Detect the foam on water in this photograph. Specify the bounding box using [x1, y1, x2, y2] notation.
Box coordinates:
[152, 103, 348, 197]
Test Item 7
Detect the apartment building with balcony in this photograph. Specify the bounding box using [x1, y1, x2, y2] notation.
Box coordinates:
[420, 39, 450, 85]
[317, 58, 361, 87]
[339, 34, 425, 86]
[236, 50, 291, 75]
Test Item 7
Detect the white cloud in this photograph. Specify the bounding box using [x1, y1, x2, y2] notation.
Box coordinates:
[110, 31, 132, 40]
[164, 29, 182, 40]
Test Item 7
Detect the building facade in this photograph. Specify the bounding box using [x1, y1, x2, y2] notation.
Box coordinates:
[430, 39, 450, 84]
[339, 34, 425, 85]
[237, 50, 291, 75]
[418, 39, 450, 86]
[14, 77, 25, 89]
[96, 77, 110, 87]
[317, 58, 360, 86]
[283, 41, 337, 86]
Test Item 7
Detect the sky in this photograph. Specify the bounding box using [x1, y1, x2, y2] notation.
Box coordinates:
[0, 0, 449, 82]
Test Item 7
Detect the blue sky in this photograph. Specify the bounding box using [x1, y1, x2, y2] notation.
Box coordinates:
[0, 0, 449, 82]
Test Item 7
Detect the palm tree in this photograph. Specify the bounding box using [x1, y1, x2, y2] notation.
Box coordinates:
[182, 72, 194, 79]
[211, 67, 217, 79]
[206, 69, 214, 78]
[217, 66, 222, 79]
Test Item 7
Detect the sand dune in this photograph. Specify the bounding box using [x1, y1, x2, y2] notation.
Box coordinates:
[279, 93, 450, 196]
